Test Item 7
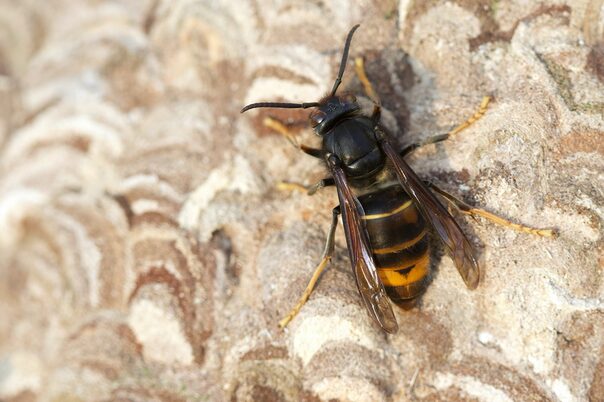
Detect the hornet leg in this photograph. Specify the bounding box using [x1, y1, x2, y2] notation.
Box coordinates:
[263, 116, 324, 158]
[354, 57, 380, 104]
[428, 182, 558, 238]
[264, 116, 328, 194]
[354, 57, 381, 125]
[448, 96, 491, 138]
[279, 207, 340, 329]
[401, 96, 491, 157]
[277, 177, 335, 195]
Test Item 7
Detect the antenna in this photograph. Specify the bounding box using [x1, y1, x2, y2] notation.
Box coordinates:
[329, 24, 360, 96]
[240, 24, 361, 113]
[240, 102, 320, 114]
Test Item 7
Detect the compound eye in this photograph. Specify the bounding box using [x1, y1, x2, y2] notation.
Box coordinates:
[309, 109, 326, 128]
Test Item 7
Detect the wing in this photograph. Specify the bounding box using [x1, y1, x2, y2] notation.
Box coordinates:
[326, 155, 399, 334]
[379, 132, 480, 289]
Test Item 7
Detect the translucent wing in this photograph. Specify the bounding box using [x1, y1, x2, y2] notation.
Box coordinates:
[379, 132, 480, 289]
[326, 155, 399, 333]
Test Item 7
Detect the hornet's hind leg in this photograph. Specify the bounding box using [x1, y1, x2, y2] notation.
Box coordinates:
[279, 207, 340, 329]
[427, 182, 558, 238]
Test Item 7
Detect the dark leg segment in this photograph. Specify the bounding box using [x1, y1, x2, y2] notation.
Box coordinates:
[400, 133, 450, 157]
[370, 104, 381, 125]
[278, 178, 335, 195]
[279, 207, 340, 329]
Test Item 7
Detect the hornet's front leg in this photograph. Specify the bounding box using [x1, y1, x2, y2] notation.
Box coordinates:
[277, 178, 335, 195]
[354, 57, 381, 125]
[262, 116, 332, 195]
[263, 116, 324, 158]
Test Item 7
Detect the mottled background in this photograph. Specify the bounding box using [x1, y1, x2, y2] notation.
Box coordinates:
[0, 1, 603, 401]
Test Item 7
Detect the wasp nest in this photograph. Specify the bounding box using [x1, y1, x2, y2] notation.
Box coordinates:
[0, 1, 602, 401]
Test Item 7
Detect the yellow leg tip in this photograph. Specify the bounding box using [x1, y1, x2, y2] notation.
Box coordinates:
[538, 228, 559, 238]
[276, 181, 307, 192]
[276, 256, 331, 331]
[448, 96, 492, 137]
[278, 316, 291, 330]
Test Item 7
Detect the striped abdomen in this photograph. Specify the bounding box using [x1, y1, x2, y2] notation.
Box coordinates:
[358, 184, 430, 308]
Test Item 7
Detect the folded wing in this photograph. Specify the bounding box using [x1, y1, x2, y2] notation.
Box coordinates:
[378, 132, 480, 289]
[326, 155, 399, 333]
